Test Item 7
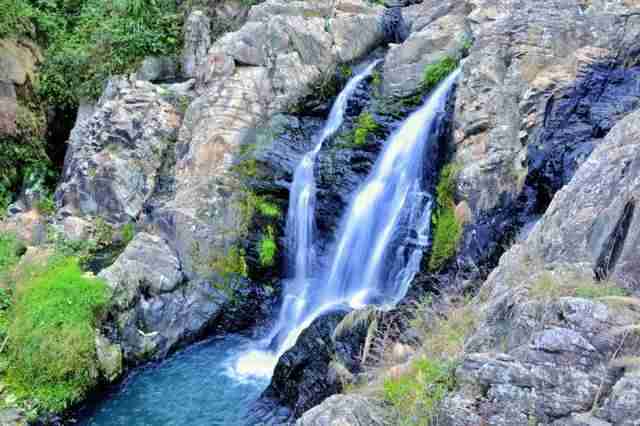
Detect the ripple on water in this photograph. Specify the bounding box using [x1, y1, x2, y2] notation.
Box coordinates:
[81, 335, 274, 426]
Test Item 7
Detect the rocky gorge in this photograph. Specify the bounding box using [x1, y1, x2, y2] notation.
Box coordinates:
[0, 0, 639, 425]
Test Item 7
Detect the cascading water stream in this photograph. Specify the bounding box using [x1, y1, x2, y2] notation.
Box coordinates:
[325, 68, 461, 309]
[235, 61, 380, 376]
[236, 68, 460, 378]
[80, 68, 460, 426]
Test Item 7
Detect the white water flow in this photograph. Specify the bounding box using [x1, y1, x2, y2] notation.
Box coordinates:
[234, 67, 460, 379]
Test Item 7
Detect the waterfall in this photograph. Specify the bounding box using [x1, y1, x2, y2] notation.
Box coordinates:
[234, 67, 460, 379]
[271, 60, 381, 349]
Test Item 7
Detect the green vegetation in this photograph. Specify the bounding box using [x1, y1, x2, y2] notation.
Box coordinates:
[338, 111, 380, 148]
[529, 273, 628, 301]
[422, 56, 459, 93]
[210, 245, 248, 283]
[428, 164, 462, 271]
[382, 298, 476, 425]
[384, 357, 457, 426]
[3, 256, 109, 413]
[2, 0, 183, 106]
[259, 226, 277, 267]
[353, 112, 379, 146]
[121, 223, 135, 245]
[238, 191, 282, 233]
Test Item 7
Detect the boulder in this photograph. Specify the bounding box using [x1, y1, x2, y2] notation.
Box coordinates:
[95, 334, 123, 383]
[382, 1, 470, 97]
[98, 232, 226, 362]
[136, 56, 178, 82]
[263, 311, 347, 418]
[297, 395, 395, 426]
[55, 78, 183, 224]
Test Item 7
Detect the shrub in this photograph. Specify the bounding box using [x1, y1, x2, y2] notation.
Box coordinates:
[37, 0, 183, 106]
[6, 257, 109, 413]
[422, 57, 459, 93]
[0, 0, 36, 38]
[384, 357, 457, 425]
[428, 164, 462, 271]
[259, 226, 277, 267]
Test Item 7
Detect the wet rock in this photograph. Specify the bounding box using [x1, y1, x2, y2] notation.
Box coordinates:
[297, 394, 395, 426]
[182, 10, 211, 79]
[55, 78, 183, 225]
[263, 311, 348, 418]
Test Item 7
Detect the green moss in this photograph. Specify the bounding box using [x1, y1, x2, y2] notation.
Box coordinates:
[121, 223, 135, 245]
[422, 56, 459, 93]
[338, 111, 380, 148]
[238, 192, 282, 233]
[428, 164, 462, 271]
[384, 357, 457, 425]
[259, 226, 277, 267]
[210, 245, 248, 283]
[5, 257, 109, 413]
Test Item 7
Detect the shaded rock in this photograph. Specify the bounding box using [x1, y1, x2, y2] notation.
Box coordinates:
[98, 232, 225, 362]
[381, 5, 409, 44]
[596, 369, 640, 425]
[182, 10, 211, 79]
[297, 394, 395, 426]
[440, 108, 640, 425]
[448, 0, 640, 277]
[136, 56, 178, 82]
[263, 311, 348, 418]
[55, 78, 183, 224]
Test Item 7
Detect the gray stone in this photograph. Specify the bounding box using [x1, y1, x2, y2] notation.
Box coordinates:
[297, 395, 395, 426]
[55, 78, 183, 224]
[99, 232, 226, 362]
[136, 56, 178, 82]
[95, 333, 123, 383]
[182, 10, 211, 79]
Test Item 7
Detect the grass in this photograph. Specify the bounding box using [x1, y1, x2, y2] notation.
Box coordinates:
[383, 357, 457, 426]
[422, 57, 459, 93]
[5, 257, 109, 413]
[529, 273, 628, 301]
[259, 226, 277, 267]
[338, 111, 380, 148]
[378, 297, 476, 425]
[428, 164, 462, 271]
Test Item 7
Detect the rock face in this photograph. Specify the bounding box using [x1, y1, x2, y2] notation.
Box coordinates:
[55, 78, 185, 224]
[98, 232, 226, 363]
[440, 109, 640, 425]
[450, 0, 640, 276]
[182, 10, 211, 79]
[0, 38, 41, 137]
[264, 311, 347, 418]
[382, 0, 471, 97]
[297, 395, 395, 426]
[146, 0, 386, 281]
